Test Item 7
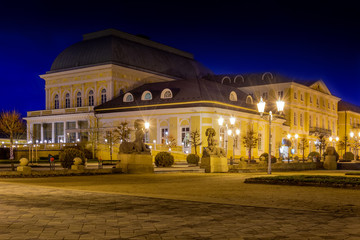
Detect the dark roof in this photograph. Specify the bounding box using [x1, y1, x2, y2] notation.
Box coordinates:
[49, 29, 213, 80]
[338, 100, 360, 113]
[95, 79, 258, 114]
[207, 72, 318, 88]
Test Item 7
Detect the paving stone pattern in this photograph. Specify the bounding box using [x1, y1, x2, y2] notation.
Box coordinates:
[0, 183, 359, 239]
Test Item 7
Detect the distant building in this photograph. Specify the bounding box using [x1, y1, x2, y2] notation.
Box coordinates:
[25, 29, 352, 160]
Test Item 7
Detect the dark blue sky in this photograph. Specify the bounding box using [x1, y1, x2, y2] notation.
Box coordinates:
[1, 1, 360, 117]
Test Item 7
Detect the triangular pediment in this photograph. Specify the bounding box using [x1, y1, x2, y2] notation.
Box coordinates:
[309, 80, 331, 95]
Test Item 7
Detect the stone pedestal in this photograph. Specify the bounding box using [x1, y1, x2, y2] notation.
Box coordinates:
[324, 155, 337, 170]
[71, 165, 85, 171]
[118, 153, 154, 174]
[17, 166, 31, 174]
[200, 156, 228, 173]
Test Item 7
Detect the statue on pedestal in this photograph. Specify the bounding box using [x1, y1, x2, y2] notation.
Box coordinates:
[119, 119, 150, 154]
[202, 128, 226, 157]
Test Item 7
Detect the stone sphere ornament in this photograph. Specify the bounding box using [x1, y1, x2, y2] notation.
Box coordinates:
[73, 157, 82, 165]
[19, 158, 29, 166]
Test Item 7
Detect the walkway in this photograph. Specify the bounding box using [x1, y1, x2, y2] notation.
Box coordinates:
[0, 182, 359, 239]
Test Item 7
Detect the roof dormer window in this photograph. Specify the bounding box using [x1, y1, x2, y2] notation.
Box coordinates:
[123, 92, 134, 102]
[161, 88, 173, 99]
[141, 91, 152, 100]
[229, 91, 237, 101]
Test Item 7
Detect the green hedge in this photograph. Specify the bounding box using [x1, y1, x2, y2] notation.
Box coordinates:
[155, 152, 174, 167]
[186, 154, 200, 165]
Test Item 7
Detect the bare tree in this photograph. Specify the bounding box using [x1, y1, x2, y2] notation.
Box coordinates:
[0, 110, 26, 170]
[113, 121, 130, 143]
[86, 115, 101, 160]
[189, 129, 202, 155]
[242, 128, 258, 164]
[298, 137, 309, 161]
[315, 135, 327, 160]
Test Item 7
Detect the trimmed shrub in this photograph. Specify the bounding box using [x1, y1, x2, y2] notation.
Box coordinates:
[64, 145, 92, 160]
[155, 152, 174, 167]
[343, 152, 354, 161]
[59, 148, 86, 169]
[259, 153, 276, 163]
[186, 154, 200, 165]
[308, 152, 320, 162]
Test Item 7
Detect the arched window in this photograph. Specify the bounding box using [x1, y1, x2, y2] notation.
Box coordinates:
[54, 94, 59, 109]
[141, 91, 152, 100]
[101, 89, 107, 104]
[88, 90, 94, 106]
[65, 93, 70, 108]
[219, 127, 225, 148]
[123, 93, 134, 102]
[76, 92, 82, 107]
[229, 91, 237, 101]
[161, 88, 173, 99]
[246, 95, 253, 104]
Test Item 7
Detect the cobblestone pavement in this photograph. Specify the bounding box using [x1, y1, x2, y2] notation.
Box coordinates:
[0, 182, 359, 240]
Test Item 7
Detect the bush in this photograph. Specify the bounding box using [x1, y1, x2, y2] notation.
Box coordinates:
[308, 152, 320, 162]
[155, 152, 174, 167]
[259, 153, 276, 163]
[59, 148, 86, 169]
[186, 154, 200, 165]
[64, 145, 92, 160]
[343, 152, 354, 161]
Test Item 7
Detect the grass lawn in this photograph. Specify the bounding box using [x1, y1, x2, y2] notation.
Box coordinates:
[1, 170, 360, 214]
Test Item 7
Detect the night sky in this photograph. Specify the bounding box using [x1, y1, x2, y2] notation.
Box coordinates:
[1, 1, 360, 117]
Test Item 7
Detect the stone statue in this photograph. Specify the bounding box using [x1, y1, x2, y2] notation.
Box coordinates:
[202, 128, 226, 157]
[323, 146, 338, 170]
[119, 119, 150, 154]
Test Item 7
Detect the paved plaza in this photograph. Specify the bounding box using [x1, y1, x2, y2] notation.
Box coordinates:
[1, 181, 360, 239]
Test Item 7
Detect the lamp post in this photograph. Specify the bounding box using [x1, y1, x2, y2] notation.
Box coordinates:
[218, 116, 240, 164]
[257, 97, 285, 174]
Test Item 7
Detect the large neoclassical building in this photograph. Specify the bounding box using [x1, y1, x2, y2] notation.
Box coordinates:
[25, 28, 344, 160]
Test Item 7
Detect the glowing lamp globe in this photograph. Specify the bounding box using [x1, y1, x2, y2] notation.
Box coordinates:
[257, 97, 265, 114]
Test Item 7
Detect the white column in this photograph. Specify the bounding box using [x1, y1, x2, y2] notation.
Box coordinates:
[76, 120, 79, 141]
[63, 122, 67, 143]
[52, 122, 55, 143]
[41, 123, 44, 142]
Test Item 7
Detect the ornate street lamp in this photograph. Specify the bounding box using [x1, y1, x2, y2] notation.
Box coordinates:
[257, 97, 285, 174]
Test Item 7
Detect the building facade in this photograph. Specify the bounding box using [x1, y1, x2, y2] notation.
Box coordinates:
[26, 28, 347, 161]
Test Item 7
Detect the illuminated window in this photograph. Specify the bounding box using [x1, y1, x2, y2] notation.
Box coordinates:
[161, 88, 173, 99]
[246, 95, 253, 104]
[141, 91, 152, 100]
[88, 90, 94, 106]
[229, 91, 237, 101]
[65, 93, 70, 108]
[76, 92, 82, 107]
[160, 128, 168, 144]
[101, 89, 107, 104]
[123, 93, 134, 102]
[219, 127, 225, 148]
[54, 94, 59, 109]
